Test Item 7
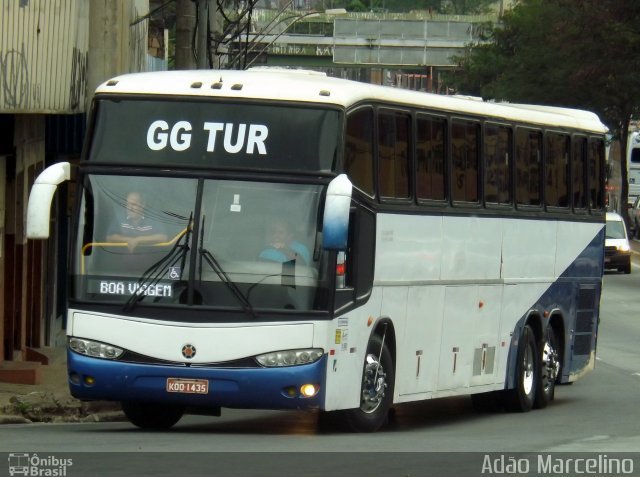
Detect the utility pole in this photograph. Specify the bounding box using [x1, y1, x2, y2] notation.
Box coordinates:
[196, 0, 209, 68]
[176, 0, 218, 70]
[175, 0, 197, 69]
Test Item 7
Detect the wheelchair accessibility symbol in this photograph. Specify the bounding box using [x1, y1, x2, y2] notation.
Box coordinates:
[168, 266, 181, 280]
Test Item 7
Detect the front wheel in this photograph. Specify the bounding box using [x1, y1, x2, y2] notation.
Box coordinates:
[344, 334, 395, 432]
[505, 324, 538, 412]
[121, 401, 185, 429]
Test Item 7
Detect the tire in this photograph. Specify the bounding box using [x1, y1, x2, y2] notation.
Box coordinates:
[121, 401, 185, 429]
[344, 334, 395, 432]
[624, 261, 631, 274]
[505, 324, 538, 412]
[535, 325, 560, 409]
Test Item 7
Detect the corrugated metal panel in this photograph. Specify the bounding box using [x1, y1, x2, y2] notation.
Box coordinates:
[0, 0, 89, 114]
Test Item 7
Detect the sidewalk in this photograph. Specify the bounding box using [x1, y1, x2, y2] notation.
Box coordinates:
[0, 348, 124, 424]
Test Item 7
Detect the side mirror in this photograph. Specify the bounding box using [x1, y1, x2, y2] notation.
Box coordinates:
[322, 174, 352, 250]
[26, 162, 71, 239]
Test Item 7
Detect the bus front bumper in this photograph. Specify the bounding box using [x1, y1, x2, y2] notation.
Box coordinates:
[67, 350, 327, 410]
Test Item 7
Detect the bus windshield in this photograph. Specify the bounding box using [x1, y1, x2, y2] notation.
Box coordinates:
[73, 174, 331, 315]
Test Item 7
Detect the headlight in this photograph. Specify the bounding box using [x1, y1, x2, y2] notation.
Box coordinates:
[617, 243, 630, 252]
[255, 348, 324, 367]
[69, 337, 124, 360]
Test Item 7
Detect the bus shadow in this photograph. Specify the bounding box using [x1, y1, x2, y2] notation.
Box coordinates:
[103, 393, 581, 436]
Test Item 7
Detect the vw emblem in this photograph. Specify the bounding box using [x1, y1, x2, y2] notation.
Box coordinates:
[181, 344, 196, 359]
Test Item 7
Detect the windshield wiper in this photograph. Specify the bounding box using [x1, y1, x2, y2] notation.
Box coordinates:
[197, 214, 257, 319]
[123, 216, 192, 312]
[200, 248, 258, 320]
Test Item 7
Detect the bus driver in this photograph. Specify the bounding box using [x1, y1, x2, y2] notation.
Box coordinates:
[107, 191, 168, 252]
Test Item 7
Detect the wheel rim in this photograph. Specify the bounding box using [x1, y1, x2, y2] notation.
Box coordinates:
[360, 354, 387, 414]
[542, 338, 559, 392]
[522, 341, 534, 396]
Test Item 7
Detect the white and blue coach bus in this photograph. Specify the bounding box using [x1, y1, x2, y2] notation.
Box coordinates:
[27, 69, 607, 432]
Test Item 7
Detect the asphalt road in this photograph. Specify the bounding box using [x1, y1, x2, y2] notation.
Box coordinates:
[1, 258, 639, 476]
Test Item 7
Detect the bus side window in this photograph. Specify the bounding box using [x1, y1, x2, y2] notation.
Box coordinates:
[345, 108, 375, 197]
[572, 136, 588, 210]
[588, 137, 605, 211]
[334, 206, 375, 312]
[545, 132, 570, 208]
[515, 129, 542, 207]
[451, 119, 480, 203]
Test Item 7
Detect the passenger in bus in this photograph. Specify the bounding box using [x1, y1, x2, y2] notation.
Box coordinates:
[107, 191, 168, 252]
[259, 219, 310, 265]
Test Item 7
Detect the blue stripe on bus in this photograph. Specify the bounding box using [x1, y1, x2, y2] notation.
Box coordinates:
[68, 351, 327, 410]
[506, 227, 604, 388]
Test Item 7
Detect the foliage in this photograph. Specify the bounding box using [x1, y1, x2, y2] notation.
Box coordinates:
[451, 0, 640, 133]
[449, 0, 640, 215]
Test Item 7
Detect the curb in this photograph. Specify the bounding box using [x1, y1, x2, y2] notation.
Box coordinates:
[1, 393, 126, 425]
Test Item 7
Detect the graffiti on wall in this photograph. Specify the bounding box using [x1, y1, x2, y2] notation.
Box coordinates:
[0, 43, 41, 110]
[69, 47, 88, 110]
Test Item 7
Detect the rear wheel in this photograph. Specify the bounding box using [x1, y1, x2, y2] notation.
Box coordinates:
[121, 401, 185, 429]
[535, 325, 560, 409]
[505, 324, 538, 412]
[344, 334, 394, 432]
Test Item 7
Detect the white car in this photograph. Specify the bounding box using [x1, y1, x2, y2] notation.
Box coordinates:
[605, 212, 632, 274]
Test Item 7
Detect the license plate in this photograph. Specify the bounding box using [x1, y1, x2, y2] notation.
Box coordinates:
[166, 378, 209, 394]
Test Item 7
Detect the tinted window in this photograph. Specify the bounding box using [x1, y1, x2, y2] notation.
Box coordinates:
[485, 124, 512, 205]
[572, 137, 587, 209]
[515, 129, 542, 206]
[589, 138, 605, 211]
[345, 108, 375, 195]
[545, 133, 570, 208]
[378, 110, 411, 199]
[451, 120, 479, 203]
[416, 115, 446, 201]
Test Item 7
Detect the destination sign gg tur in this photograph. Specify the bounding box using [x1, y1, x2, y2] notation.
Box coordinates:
[147, 120, 269, 154]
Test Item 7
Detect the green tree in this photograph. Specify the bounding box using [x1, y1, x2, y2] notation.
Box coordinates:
[450, 0, 640, 221]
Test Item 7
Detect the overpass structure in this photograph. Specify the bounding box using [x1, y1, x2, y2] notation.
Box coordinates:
[227, 10, 493, 88]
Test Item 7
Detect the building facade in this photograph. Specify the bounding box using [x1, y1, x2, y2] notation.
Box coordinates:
[0, 0, 150, 378]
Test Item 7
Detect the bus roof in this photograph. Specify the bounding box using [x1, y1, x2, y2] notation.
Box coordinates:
[96, 69, 608, 134]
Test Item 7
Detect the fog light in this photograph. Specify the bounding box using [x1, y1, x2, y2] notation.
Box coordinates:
[69, 372, 80, 385]
[300, 384, 319, 398]
[284, 386, 298, 397]
[84, 375, 95, 386]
